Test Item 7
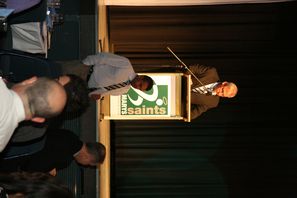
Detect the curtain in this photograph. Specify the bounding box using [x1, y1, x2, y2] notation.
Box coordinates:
[109, 2, 297, 198]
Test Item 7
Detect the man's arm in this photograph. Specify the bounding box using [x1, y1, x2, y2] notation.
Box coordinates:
[0, 79, 22, 151]
[49, 168, 57, 176]
[89, 93, 101, 100]
[187, 64, 220, 88]
[82, 53, 131, 68]
[88, 87, 125, 101]
[82, 53, 103, 66]
[188, 64, 215, 76]
[190, 104, 209, 120]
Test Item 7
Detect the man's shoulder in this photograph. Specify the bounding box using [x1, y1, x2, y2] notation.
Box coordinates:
[189, 64, 215, 71]
[11, 121, 47, 143]
[99, 52, 126, 59]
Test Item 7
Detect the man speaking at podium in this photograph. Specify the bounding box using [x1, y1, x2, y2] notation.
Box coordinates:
[187, 64, 238, 120]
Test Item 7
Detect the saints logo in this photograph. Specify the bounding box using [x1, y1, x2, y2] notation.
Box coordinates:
[121, 84, 168, 115]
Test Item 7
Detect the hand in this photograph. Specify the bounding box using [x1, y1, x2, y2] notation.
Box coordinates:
[90, 93, 101, 100]
[49, 168, 57, 176]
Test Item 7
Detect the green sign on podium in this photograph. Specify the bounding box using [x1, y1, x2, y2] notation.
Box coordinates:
[100, 73, 191, 122]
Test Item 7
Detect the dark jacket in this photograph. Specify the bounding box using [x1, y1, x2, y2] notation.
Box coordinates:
[188, 64, 220, 120]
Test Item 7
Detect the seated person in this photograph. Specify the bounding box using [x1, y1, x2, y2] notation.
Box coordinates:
[60, 52, 154, 100]
[0, 76, 66, 151]
[0, 171, 73, 198]
[0, 129, 106, 175]
[5, 73, 89, 144]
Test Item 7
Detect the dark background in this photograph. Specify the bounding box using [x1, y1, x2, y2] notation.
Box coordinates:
[108, 2, 297, 198]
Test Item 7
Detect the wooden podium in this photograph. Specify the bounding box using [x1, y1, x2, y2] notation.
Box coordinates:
[98, 72, 192, 198]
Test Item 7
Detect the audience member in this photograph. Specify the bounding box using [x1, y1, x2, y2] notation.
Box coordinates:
[0, 172, 73, 198]
[0, 129, 106, 174]
[3, 74, 89, 144]
[57, 74, 89, 114]
[0, 76, 66, 151]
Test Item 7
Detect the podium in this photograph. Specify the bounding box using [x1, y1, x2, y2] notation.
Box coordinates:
[100, 72, 192, 122]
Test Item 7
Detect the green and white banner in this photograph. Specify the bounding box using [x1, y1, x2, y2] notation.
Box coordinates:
[121, 84, 168, 115]
[110, 75, 177, 117]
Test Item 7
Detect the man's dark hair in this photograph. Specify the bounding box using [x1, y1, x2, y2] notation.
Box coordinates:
[0, 172, 73, 198]
[85, 142, 106, 164]
[63, 74, 89, 113]
[26, 77, 58, 118]
[141, 75, 154, 91]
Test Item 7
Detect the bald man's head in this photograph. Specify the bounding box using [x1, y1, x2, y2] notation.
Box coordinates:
[214, 81, 238, 98]
[12, 77, 67, 121]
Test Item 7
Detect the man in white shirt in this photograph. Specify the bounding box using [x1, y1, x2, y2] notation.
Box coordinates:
[0, 76, 66, 151]
[83, 52, 154, 100]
